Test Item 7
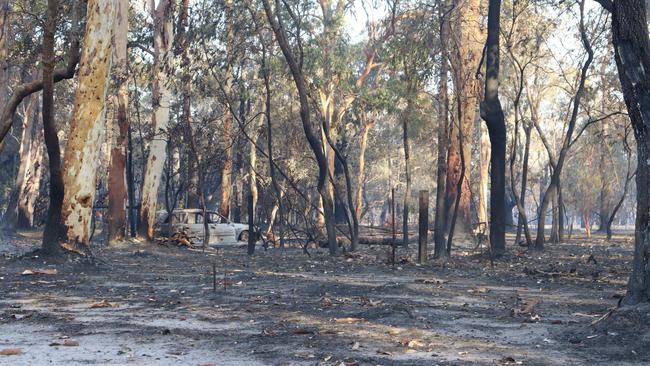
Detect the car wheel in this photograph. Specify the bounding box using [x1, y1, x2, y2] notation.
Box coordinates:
[239, 230, 249, 242]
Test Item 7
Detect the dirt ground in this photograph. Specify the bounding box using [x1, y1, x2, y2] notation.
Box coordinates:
[0, 230, 648, 366]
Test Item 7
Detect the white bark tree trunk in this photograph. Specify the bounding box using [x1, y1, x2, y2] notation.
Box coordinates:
[18, 99, 44, 228]
[60, 0, 117, 251]
[478, 121, 491, 235]
[2, 95, 39, 229]
[138, 0, 174, 239]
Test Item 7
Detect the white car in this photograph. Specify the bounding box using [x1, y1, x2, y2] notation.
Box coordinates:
[155, 209, 260, 246]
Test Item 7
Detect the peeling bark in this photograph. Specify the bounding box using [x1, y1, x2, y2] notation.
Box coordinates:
[477, 121, 490, 234]
[445, 0, 484, 236]
[138, 0, 174, 240]
[60, 0, 117, 251]
[219, 0, 235, 221]
[107, 0, 129, 244]
[355, 119, 373, 222]
[2, 95, 40, 230]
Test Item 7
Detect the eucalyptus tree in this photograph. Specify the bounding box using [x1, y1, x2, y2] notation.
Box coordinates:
[138, 0, 174, 240]
[444, 0, 484, 236]
[594, 0, 650, 304]
[479, 0, 507, 253]
[58, 0, 117, 253]
[262, 0, 339, 253]
[107, 0, 129, 244]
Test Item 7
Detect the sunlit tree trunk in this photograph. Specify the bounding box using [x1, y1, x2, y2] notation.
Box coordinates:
[2, 95, 39, 230]
[219, 0, 235, 221]
[514, 123, 532, 246]
[477, 122, 490, 235]
[107, 0, 129, 244]
[138, 0, 173, 240]
[445, 0, 484, 236]
[355, 118, 373, 222]
[59, 0, 117, 252]
[17, 101, 43, 229]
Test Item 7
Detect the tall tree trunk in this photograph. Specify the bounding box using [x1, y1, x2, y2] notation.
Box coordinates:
[138, 0, 173, 240]
[259, 36, 285, 247]
[434, 1, 450, 259]
[513, 123, 533, 246]
[445, 0, 483, 236]
[2, 95, 38, 230]
[60, 0, 116, 252]
[595, 0, 650, 304]
[262, 0, 338, 254]
[0, 0, 8, 115]
[480, 0, 507, 254]
[550, 187, 559, 243]
[41, 0, 64, 255]
[219, 0, 235, 221]
[477, 121, 490, 235]
[107, 0, 129, 244]
[558, 177, 565, 241]
[355, 119, 373, 222]
[402, 98, 412, 248]
[18, 100, 43, 229]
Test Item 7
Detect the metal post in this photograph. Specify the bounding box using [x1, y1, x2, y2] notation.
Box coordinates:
[418, 190, 429, 264]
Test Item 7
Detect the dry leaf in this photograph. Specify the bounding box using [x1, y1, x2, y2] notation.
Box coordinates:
[334, 317, 367, 324]
[401, 339, 424, 348]
[89, 300, 115, 309]
[21, 268, 57, 276]
[0, 348, 22, 356]
[386, 328, 401, 336]
[63, 340, 79, 347]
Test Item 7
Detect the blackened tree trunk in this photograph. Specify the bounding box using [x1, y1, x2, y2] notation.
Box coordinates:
[41, 0, 63, 255]
[480, 0, 507, 254]
[595, 0, 650, 304]
[262, 0, 338, 254]
[434, 1, 450, 259]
